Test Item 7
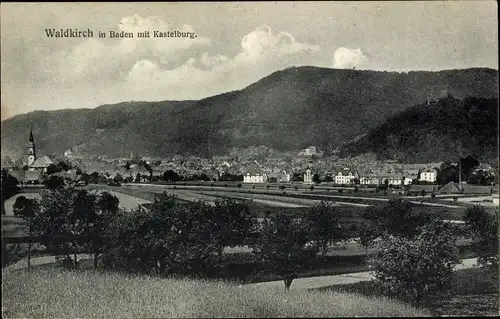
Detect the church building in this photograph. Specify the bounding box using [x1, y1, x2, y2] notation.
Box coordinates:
[27, 127, 53, 173]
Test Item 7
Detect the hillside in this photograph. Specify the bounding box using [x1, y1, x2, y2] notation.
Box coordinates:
[1, 67, 498, 158]
[341, 96, 499, 163]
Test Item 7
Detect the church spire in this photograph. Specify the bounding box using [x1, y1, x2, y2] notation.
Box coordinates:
[29, 123, 34, 143]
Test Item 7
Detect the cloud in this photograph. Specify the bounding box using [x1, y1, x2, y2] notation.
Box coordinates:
[45, 14, 211, 85]
[124, 25, 323, 99]
[332, 47, 368, 69]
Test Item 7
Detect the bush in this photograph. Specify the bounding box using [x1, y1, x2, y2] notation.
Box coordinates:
[338, 189, 343, 193]
[237, 184, 242, 188]
[310, 185, 314, 191]
[368, 218, 460, 306]
[430, 193, 436, 199]
[420, 189, 426, 197]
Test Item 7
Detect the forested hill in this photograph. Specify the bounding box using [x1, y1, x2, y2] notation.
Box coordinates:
[340, 96, 499, 163]
[1, 67, 498, 158]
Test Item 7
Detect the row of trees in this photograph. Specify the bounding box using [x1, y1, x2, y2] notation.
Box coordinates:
[11, 185, 498, 306]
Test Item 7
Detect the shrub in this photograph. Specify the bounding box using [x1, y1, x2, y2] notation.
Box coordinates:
[430, 193, 436, 199]
[338, 189, 343, 193]
[310, 185, 314, 191]
[420, 189, 426, 197]
[368, 218, 460, 306]
[354, 186, 359, 193]
[237, 184, 242, 188]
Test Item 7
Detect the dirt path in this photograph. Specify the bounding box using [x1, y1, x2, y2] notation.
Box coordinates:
[246, 258, 479, 291]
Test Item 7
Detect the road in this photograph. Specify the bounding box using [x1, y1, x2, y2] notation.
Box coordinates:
[246, 258, 479, 291]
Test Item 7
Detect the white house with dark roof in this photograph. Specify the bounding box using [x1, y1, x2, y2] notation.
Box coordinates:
[419, 167, 438, 183]
[243, 168, 268, 183]
[334, 168, 358, 185]
[303, 168, 313, 184]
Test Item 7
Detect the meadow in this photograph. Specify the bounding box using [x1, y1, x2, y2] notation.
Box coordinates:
[317, 267, 498, 316]
[1, 266, 430, 318]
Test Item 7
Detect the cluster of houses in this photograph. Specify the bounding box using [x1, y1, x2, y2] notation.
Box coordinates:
[241, 165, 439, 186]
[2, 131, 496, 190]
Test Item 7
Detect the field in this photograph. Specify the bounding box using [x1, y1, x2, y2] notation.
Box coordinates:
[1, 267, 430, 318]
[317, 267, 498, 316]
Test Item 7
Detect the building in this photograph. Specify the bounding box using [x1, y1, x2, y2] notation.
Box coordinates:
[298, 146, 319, 156]
[303, 168, 313, 184]
[419, 168, 438, 183]
[27, 128, 53, 174]
[493, 193, 499, 206]
[334, 168, 358, 185]
[243, 169, 268, 183]
[280, 170, 291, 183]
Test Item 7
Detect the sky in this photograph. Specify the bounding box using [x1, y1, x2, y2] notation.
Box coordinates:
[1, 1, 498, 120]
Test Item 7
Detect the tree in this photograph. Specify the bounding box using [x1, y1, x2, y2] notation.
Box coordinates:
[312, 173, 321, 184]
[368, 218, 460, 306]
[301, 201, 343, 255]
[210, 198, 257, 254]
[463, 205, 498, 272]
[89, 172, 100, 184]
[292, 172, 303, 182]
[252, 213, 319, 291]
[13, 195, 40, 270]
[1, 169, 19, 215]
[31, 188, 77, 267]
[81, 191, 120, 269]
[420, 189, 427, 197]
[44, 175, 65, 190]
[46, 163, 62, 175]
[162, 170, 181, 182]
[357, 220, 378, 255]
[361, 199, 432, 239]
[13, 196, 39, 218]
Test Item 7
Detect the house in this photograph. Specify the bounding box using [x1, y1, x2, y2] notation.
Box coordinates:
[243, 169, 268, 183]
[299, 146, 318, 156]
[360, 174, 381, 185]
[419, 168, 438, 183]
[280, 170, 291, 183]
[24, 170, 42, 185]
[334, 168, 358, 185]
[303, 169, 313, 184]
[1, 157, 14, 171]
[64, 149, 74, 158]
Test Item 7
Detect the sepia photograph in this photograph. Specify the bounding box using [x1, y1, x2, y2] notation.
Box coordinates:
[1, 1, 498, 317]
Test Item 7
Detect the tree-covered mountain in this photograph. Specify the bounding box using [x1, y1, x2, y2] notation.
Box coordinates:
[341, 96, 498, 163]
[1, 67, 498, 159]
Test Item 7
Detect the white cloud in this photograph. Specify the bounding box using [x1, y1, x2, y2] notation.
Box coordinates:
[45, 14, 210, 84]
[124, 25, 323, 100]
[332, 47, 368, 69]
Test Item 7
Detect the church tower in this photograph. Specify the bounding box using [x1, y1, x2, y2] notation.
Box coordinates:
[28, 125, 36, 168]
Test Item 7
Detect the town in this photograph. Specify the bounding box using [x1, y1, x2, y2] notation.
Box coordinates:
[2, 132, 498, 204]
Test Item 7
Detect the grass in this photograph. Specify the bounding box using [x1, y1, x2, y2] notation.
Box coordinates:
[316, 267, 498, 316]
[2, 267, 430, 318]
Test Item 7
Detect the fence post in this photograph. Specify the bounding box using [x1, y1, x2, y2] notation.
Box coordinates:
[27, 219, 31, 272]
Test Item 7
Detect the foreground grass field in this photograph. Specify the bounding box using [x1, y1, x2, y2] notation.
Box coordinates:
[2, 267, 430, 318]
[318, 267, 498, 316]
